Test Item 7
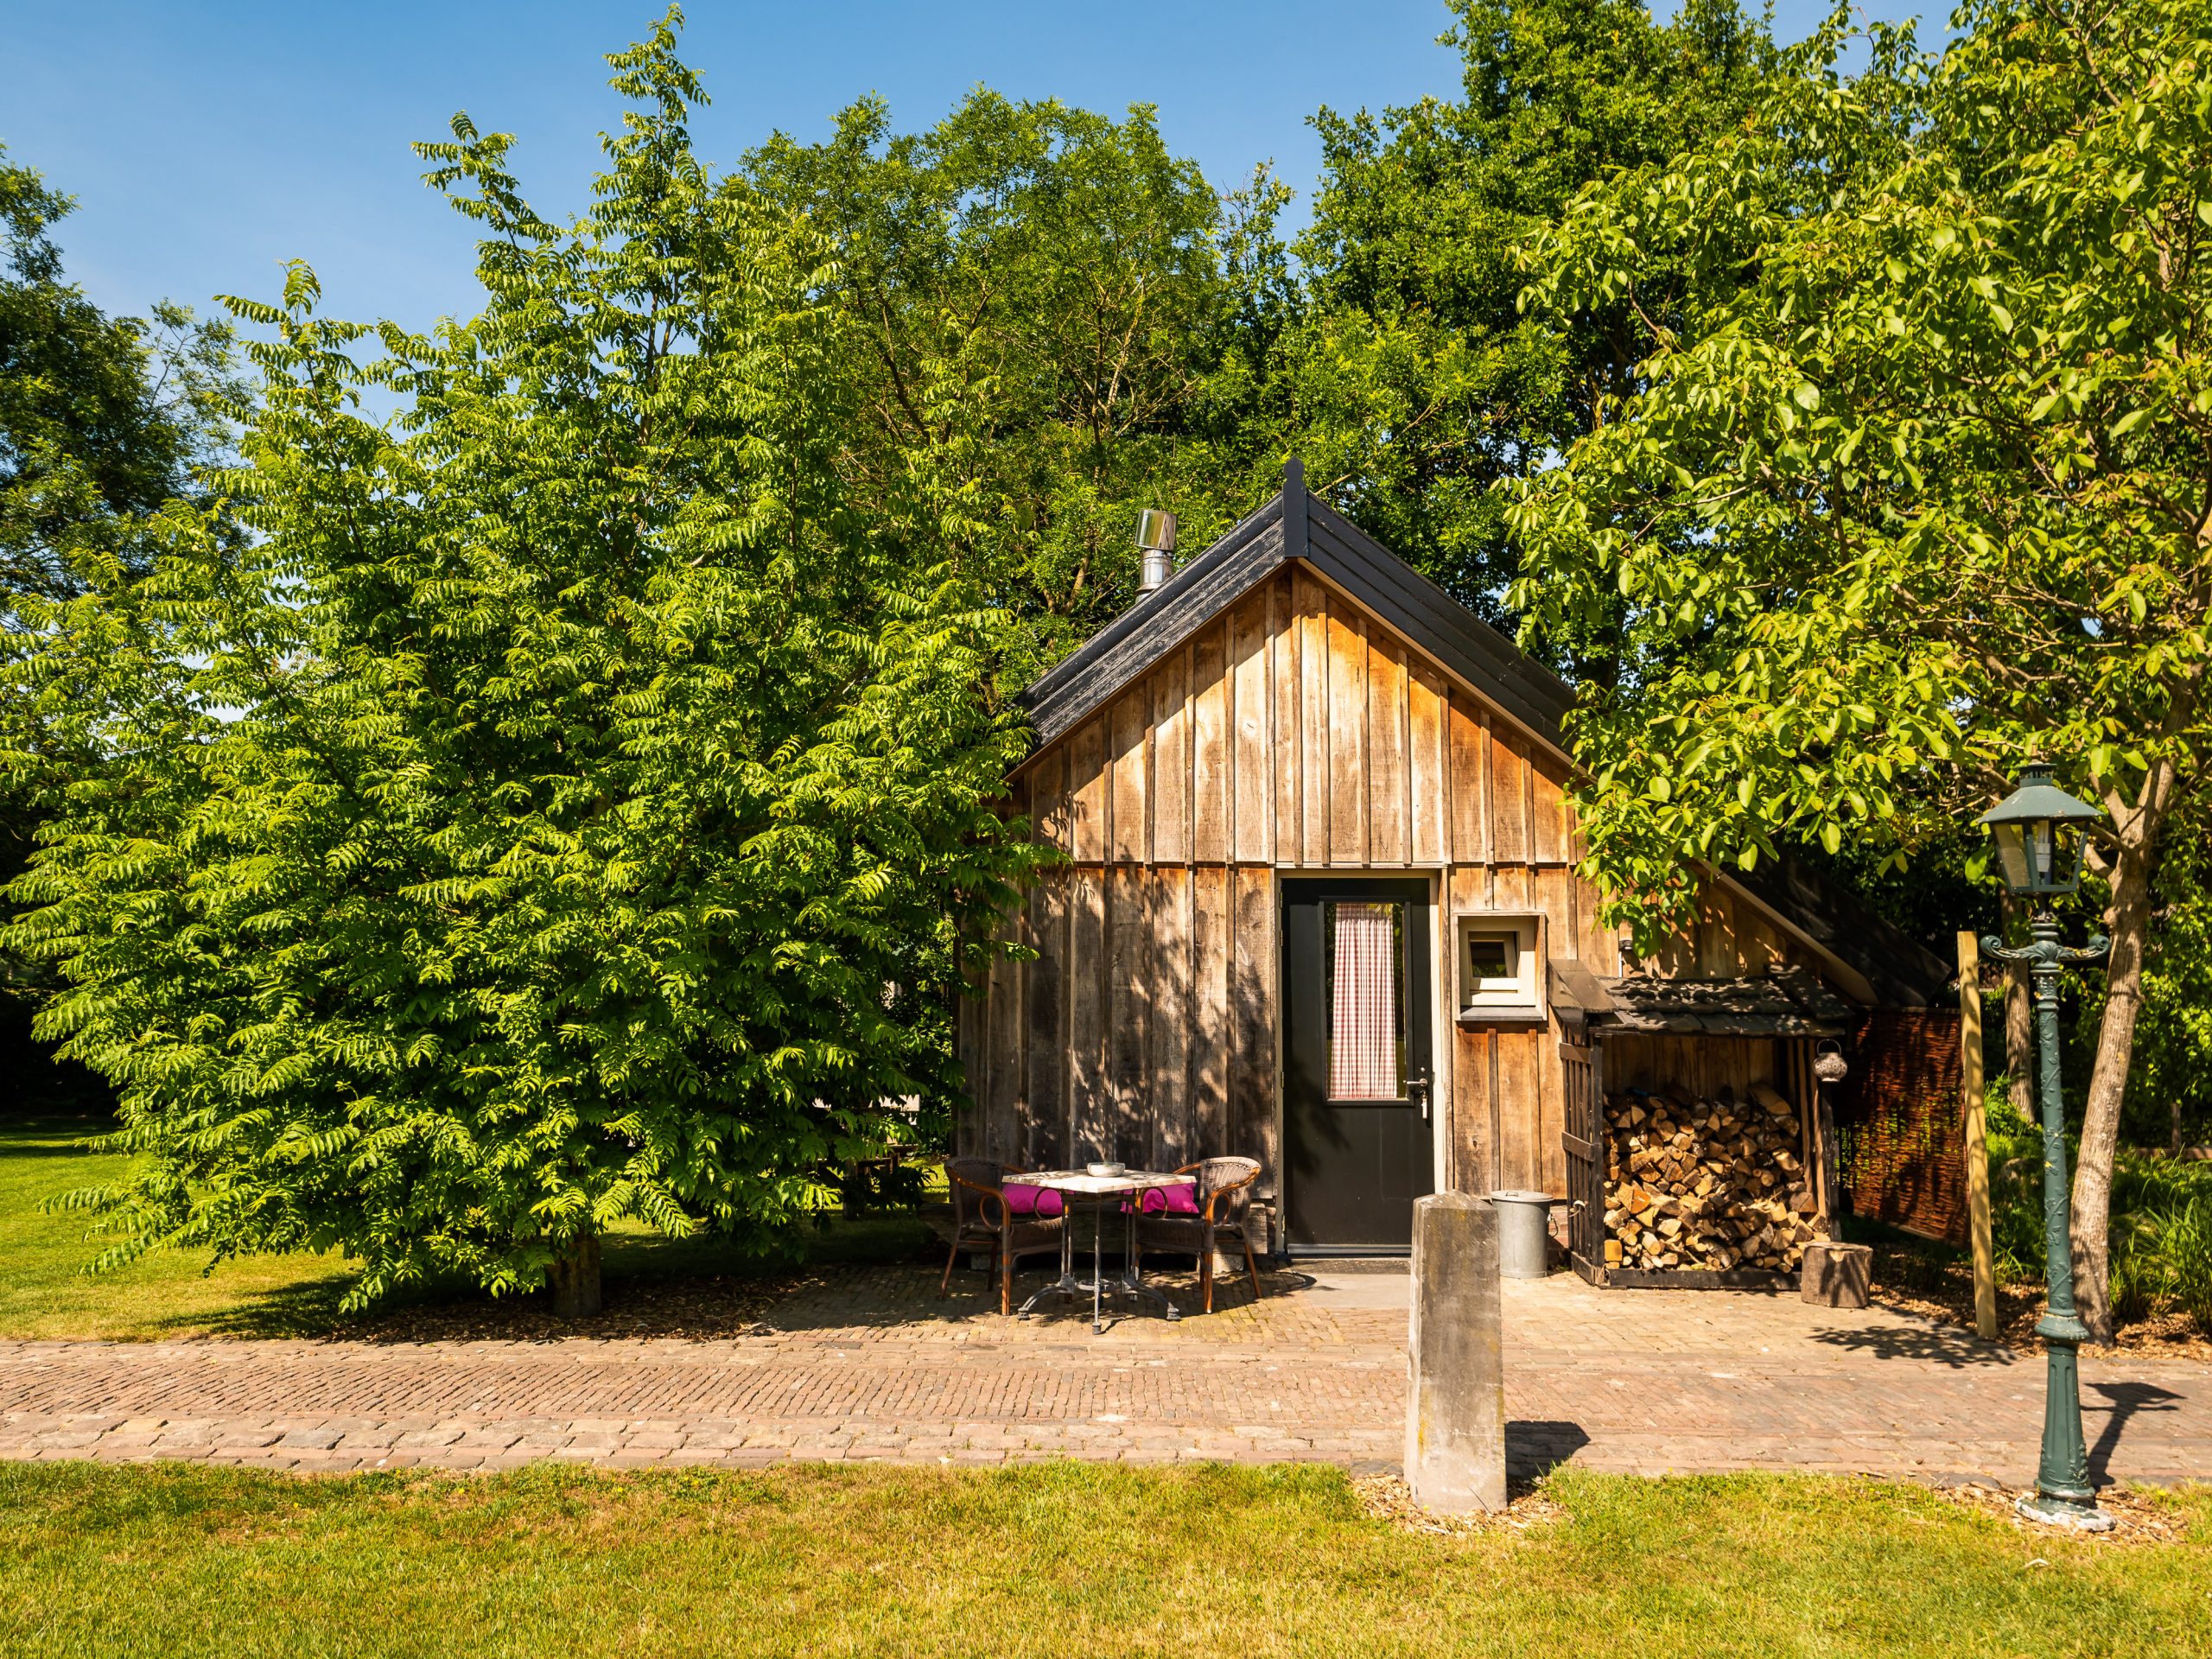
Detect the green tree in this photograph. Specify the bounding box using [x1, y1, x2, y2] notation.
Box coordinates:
[7, 15, 1043, 1315]
[1258, 0, 1775, 658]
[742, 91, 1290, 674]
[1508, 0, 2212, 1338]
[2096, 788, 2212, 1154]
[0, 145, 240, 1097]
[0, 151, 237, 609]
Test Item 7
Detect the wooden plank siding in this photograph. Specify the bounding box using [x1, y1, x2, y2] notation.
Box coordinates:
[960, 567, 1826, 1236]
[1019, 572, 1586, 880]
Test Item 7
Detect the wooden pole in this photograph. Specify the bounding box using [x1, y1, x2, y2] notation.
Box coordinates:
[1958, 930, 1998, 1340]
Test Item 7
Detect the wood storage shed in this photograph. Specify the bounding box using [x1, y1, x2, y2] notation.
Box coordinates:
[957, 462, 1950, 1270]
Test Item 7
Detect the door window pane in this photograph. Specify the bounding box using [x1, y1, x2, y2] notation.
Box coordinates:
[1325, 900, 1404, 1099]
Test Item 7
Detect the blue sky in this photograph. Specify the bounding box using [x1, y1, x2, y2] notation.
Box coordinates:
[7, 1, 1917, 334]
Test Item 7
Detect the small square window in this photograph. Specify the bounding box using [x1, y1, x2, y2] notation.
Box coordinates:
[1454, 912, 1543, 1022]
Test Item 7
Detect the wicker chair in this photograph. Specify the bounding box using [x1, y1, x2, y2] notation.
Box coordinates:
[1133, 1155, 1263, 1313]
[939, 1156, 1065, 1315]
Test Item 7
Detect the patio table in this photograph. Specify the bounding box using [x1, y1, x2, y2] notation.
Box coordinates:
[1005, 1169, 1196, 1332]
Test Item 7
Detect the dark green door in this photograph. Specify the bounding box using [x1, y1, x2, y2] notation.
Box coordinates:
[1281, 877, 1435, 1251]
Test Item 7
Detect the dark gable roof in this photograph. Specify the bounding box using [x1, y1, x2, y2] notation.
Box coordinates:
[1021, 460, 1574, 752]
[1018, 459, 1952, 1010]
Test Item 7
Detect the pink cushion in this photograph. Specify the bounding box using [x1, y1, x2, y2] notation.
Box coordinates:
[1000, 1184, 1064, 1219]
[1139, 1184, 1201, 1216]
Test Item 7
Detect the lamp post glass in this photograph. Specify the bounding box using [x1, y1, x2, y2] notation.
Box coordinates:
[1975, 765, 2114, 1532]
[1979, 763, 2097, 897]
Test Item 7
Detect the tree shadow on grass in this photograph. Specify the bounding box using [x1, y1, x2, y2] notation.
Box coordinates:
[150, 1211, 944, 1344]
[0, 1114, 126, 1160]
[153, 1271, 366, 1340]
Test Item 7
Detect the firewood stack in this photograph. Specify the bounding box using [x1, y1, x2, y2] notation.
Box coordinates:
[1602, 1081, 1821, 1274]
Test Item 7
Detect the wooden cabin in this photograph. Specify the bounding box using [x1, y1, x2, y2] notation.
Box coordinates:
[957, 462, 1948, 1279]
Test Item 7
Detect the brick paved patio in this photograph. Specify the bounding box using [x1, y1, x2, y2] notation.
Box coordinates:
[2, 1266, 2204, 1486]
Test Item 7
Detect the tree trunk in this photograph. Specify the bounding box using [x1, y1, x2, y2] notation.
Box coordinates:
[2002, 890, 2034, 1119]
[2071, 760, 2179, 1344]
[549, 1233, 603, 1319]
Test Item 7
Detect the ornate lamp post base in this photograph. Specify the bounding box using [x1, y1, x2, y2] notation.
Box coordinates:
[2016, 1492, 2118, 1532]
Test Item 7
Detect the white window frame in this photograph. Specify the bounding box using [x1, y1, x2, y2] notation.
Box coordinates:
[1453, 911, 1545, 1024]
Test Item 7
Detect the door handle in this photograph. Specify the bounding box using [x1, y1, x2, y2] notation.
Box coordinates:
[1407, 1078, 1431, 1121]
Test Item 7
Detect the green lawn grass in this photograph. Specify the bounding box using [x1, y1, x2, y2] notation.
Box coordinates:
[0, 1113, 932, 1340]
[0, 1460, 2202, 1658]
[0, 1112, 360, 1340]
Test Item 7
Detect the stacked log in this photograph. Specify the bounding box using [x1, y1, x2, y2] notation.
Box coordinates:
[1603, 1082, 1820, 1274]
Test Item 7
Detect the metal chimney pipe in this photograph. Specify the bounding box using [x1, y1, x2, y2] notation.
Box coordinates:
[1135, 507, 1178, 594]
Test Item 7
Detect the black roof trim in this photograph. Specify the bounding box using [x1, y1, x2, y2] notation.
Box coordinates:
[1020, 493, 1285, 747]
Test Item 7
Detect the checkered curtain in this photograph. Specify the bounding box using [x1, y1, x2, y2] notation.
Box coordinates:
[1328, 902, 1399, 1100]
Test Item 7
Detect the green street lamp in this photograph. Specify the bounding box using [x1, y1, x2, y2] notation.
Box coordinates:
[1977, 763, 2114, 1533]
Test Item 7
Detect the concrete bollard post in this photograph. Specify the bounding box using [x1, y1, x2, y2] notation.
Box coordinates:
[1405, 1192, 1507, 1513]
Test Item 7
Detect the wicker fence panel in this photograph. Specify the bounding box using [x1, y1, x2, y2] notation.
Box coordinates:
[1842, 1007, 1968, 1246]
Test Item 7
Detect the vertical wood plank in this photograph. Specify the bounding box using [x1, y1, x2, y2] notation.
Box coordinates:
[1367, 627, 1408, 862]
[1732, 907, 1774, 976]
[1531, 751, 1571, 865]
[1452, 1028, 1490, 1193]
[1536, 867, 1574, 957]
[1271, 574, 1302, 864]
[1491, 863, 1532, 912]
[1068, 868, 1108, 1161]
[1575, 874, 1617, 976]
[1327, 595, 1368, 864]
[1446, 864, 1486, 1186]
[1151, 868, 1194, 1168]
[1106, 868, 1150, 1165]
[1070, 715, 1108, 864]
[1025, 872, 1068, 1169]
[1028, 747, 1071, 857]
[1230, 867, 1278, 1205]
[1536, 1017, 1567, 1197]
[1696, 898, 1732, 977]
[1489, 863, 1537, 1190]
[1231, 592, 1273, 865]
[1153, 651, 1191, 866]
[1479, 709, 1497, 870]
[1296, 569, 1331, 867]
[1109, 690, 1148, 865]
[1497, 1028, 1541, 1191]
[1448, 696, 1486, 867]
[1192, 623, 1230, 864]
[1192, 866, 1234, 1156]
[1491, 728, 1529, 866]
[1410, 664, 1448, 865]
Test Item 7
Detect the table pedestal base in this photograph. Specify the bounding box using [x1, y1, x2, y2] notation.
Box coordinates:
[1018, 1198, 1181, 1332]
